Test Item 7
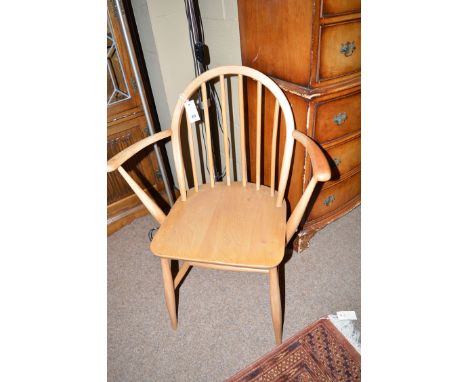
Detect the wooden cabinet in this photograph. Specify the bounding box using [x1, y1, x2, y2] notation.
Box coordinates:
[238, 0, 361, 251]
[107, 0, 170, 235]
[322, 0, 361, 17]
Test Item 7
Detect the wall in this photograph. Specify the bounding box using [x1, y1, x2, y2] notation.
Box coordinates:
[198, 0, 242, 180]
[130, 0, 242, 186]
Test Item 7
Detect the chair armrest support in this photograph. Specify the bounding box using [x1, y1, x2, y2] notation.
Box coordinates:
[286, 131, 331, 244]
[107, 129, 172, 225]
[107, 129, 172, 172]
[117, 166, 167, 225]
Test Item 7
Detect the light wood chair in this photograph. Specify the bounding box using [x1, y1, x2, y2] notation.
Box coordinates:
[107, 66, 331, 345]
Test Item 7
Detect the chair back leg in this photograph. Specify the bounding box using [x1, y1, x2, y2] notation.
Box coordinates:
[269, 267, 282, 345]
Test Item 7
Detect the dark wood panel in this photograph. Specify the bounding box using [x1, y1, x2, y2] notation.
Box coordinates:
[107, 0, 141, 121]
[245, 78, 308, 211]
[322, 0, 361, 17]
[238, 0, 314, 87]
[107, 116, 157, 205]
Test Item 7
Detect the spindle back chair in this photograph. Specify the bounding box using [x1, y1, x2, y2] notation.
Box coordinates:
[107, 66, 331, 344]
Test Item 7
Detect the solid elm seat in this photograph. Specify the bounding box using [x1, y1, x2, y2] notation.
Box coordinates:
[151, 182, 286, 269]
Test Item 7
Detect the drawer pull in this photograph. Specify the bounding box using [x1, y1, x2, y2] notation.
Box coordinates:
[323, 195, 335, 207]
[333, 158, 342, 166]
[333, 112, 348, 126]
[340, 41, 356, 57]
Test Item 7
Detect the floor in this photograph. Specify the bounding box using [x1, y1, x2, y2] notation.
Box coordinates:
[107, 206, 360, 381]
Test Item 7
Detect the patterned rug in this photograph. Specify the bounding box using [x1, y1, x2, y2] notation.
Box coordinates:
[225, 318, 361, 382]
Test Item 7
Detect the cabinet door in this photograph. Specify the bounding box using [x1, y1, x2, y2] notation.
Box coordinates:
[107, 1, 141, 121]
[107, 117, 159, 207]
[107, 0, 163, 233]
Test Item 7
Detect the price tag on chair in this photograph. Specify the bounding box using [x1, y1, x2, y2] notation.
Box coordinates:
[184, 100, 200, 123]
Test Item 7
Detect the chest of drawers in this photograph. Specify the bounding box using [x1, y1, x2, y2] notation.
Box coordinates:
[238, 0, 361, 250]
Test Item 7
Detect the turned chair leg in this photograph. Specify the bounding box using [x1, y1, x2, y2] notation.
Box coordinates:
[269, 267, 282, 345]
[160, 258, 177, 330]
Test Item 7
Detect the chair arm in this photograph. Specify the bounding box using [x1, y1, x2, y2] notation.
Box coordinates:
[107, 129, 172, 172]
[286, 131, 331, 243]
[292, 130, 331, 182]
[107, 129, 172, 225]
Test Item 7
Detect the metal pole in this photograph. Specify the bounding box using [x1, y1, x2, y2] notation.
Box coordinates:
[114, 0, 175, 206]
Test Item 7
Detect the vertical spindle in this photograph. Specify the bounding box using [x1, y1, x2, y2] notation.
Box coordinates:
[270, 99, 279, 196]
[238, 75, 247, 187]
[201, 82, 215, 188]
[220, 75, 231, 185]
[256, 81, 262, 190]
[185, 109, 199, 192]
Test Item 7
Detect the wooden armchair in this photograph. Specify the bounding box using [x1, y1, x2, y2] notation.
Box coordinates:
[107, 66, 331, 344]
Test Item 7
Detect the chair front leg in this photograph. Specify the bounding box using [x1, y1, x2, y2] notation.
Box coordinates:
[160, 258, 177, 330]
[269, 267, 282, 345]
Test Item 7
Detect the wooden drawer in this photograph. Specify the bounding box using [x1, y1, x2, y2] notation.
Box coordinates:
[309, 170, 360, 220]
[322, 0, 361, 17]
[314, 92, 361, 143]
[325, 135, 361, 180]
[318, 20, 361, 82]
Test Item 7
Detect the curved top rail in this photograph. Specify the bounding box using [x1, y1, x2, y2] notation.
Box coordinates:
[172, 66, 294, 139]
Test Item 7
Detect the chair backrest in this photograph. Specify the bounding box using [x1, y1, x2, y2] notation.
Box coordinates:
[170, 65, 295, 208]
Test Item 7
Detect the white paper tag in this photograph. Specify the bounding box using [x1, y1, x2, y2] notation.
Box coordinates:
[184, 100, 200, 123]
[336, 311, 357, 320]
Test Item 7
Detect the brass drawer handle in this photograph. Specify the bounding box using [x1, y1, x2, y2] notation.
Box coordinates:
[340, 41, 356, 57]
[323, 195, 335, 207]
[333, 158, 341, 166]
[333, 112, 347, 126]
